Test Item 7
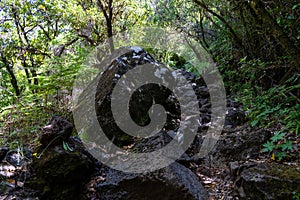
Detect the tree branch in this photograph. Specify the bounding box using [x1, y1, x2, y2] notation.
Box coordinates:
[193, 0, 244, 50]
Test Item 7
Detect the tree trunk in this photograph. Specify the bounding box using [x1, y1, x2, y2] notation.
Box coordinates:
[246, 0, 300, 83]
[0, 52, 21, 96]
[97, 0, 115, 53]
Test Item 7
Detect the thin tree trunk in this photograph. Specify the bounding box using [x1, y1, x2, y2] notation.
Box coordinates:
[97, 0, 114, 53]
[0, 52, 20, 96]
[22, 58, 32, 84]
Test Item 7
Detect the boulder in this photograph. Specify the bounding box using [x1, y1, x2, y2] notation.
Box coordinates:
[31, 116, 96, 199]
[75, 46, 247, 150]
[30, 141, 96, 200]
[188, 128, 271, 167]
[96, 162, 208, 200]
[94, 46, 180, 146]
[234, 162, 300, 199]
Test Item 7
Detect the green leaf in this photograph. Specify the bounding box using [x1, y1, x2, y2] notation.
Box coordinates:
[65, 142, 73, 151]
[276, 152, 287, 160]
[271, 131, 285, 142]
[262, 147, 270, 153]
[281, 140, 293, 151]
[262, 141, 274, 152]
[62, 141, 68, 151]
[292, 3, 300, 10]
[62, 141, 73, 151]
[251, 120, 259, 127]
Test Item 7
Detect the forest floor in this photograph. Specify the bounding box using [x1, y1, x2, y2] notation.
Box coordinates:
[1, 129, 299, 199]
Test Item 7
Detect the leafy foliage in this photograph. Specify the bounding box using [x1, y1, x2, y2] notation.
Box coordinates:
[262, 131, 295, 160]
[293, 192, 300, 200]
[0, 0, 149, 146]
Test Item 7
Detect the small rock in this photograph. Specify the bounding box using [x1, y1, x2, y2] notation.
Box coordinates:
[39, 116, 73, 147]
[195, 86, 209, 99]
[225, 107, 246, 127]
[6, 148, 32, 166]
[0, 147, 9, 161]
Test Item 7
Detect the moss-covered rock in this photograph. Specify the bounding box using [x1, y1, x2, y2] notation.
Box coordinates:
[30, 144, 95, 200]
[235, 162, 300, 199]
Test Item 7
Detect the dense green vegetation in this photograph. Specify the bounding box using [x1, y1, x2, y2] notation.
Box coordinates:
[0, 0, 299, 160]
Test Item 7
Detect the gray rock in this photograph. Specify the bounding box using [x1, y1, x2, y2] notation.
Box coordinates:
[188, 128, 271, 167]
[225, 107, 246, 127]
[97, 162, 208, 200]
[93, 46, 180, 146]
[234, 162, 300, 199]
[39, 116, 73, 147]
[5, 148, 32, 166]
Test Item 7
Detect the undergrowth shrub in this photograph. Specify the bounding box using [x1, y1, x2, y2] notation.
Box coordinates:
[0, 89, 73, 148]
[219, 57, 299, 161]
[0, 49, 87, 148]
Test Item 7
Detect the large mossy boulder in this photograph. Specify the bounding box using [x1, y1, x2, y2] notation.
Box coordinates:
[234, 162, 300, 199]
